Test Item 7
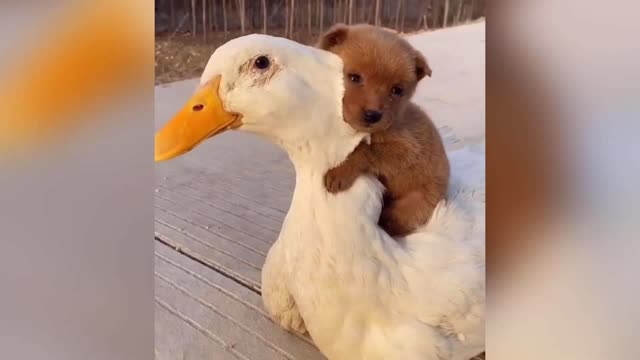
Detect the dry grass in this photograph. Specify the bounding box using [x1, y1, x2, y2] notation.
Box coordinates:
[155, 21, 484, 85]
[155, 33, 220, 85]
[155, 29, 325, 85]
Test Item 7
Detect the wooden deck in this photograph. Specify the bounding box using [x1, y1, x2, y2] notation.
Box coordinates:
[154, 22, 485, 360]
[154, 125, 319, 359]
[154, 75, 324, 358]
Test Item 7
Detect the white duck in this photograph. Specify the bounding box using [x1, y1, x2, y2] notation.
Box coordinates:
[155, 34, 485, 360]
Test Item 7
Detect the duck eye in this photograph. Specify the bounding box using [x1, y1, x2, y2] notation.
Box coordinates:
[391, 86, 404, 96]
[348, 73, 362, 84]
[254, 56, 270, 70]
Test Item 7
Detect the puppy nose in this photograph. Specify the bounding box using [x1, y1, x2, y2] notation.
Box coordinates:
[363, 110, 382, 124]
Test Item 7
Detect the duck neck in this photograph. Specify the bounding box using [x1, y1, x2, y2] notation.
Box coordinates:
[259, 112, 389, 254]
[285, 133, 366, 175]
[282, 135, 397, 257]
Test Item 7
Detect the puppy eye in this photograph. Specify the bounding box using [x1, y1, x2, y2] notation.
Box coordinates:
[391, 86, 404, 96]
[254, 56, 270, 70]
[348, 73, 362, 84]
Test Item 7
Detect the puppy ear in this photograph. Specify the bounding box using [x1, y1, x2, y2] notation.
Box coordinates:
[414, 51, 432, 80]
[317, 24, 349, 50]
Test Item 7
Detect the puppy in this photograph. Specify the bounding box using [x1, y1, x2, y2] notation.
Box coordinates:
[317, 24, 450, 237]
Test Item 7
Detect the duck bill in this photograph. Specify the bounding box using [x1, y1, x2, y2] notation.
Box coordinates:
[154, 75, 241, 162]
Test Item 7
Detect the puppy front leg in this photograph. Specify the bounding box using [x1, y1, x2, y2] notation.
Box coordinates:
[324, 142, 375, 193]
[261, 241, 307, 334]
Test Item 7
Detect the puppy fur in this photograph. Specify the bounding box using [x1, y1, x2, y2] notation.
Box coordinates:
[317, 24, 450, 237]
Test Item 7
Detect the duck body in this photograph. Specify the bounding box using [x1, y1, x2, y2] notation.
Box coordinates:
[262, 125, 485, 360]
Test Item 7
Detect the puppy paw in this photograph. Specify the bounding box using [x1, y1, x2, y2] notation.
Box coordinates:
[324, 167, 357, 193]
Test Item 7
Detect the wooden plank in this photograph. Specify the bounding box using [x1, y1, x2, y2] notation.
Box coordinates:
[154, 132, 291, 281]
[159, 182, 284, 234]
[161, 176, 287, 221]
[159, 159, 294, 210]
[157, 186, 279, 244]
[156, 279, 286, 360]
[155, 129, 294, 182]
[168, 171, 292, 216]
[185, 146, 295, 187]
[155, 242, 325, 360]
[155, 194, 271, 256]
[155, 301, 243, 360]
[155, 221, 262, 290]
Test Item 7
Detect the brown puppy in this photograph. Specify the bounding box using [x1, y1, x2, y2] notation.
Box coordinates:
[317, 24, 450, 237]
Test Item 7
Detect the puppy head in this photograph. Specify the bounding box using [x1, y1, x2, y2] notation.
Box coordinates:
[318, 24, 431, 132]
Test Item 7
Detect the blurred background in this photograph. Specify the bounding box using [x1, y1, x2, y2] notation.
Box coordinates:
[154, 0, 485, 83]
[0, 2, 154, 360]
[1, 1, 639, 359]
[487, 1, 640, 359]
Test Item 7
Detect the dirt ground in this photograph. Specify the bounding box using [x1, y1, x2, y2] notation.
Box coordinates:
[155, 28, 326, 85]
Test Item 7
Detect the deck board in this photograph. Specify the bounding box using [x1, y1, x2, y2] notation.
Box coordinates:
[155, 301, 243, 360]
[155, 221, 263, 291]
[155, 195, 271, 256]
[155, 242, 325, 360]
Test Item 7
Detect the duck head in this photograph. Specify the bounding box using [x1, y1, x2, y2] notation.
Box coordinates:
[155, 34, 367, 169]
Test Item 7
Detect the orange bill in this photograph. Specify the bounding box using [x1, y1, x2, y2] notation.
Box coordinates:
[154, 76, 242, 162]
